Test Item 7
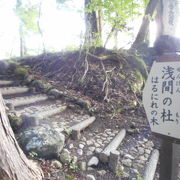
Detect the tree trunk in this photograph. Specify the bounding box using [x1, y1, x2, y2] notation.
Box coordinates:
[38, 0, 46, 54]
[0, 93, 43, 180]
[84, 0, 99, 46]
[16, 0, 26, 57]
[131, 0, 160, 49]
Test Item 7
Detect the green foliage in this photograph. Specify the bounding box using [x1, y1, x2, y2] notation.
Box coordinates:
[65, 174, 74, 180]
[115, 168, 124, 177]
[88, 0, 147, 32]
[16, 0, 39, 35]
[69, 163, 79, 172]
[28, 151, 38, 158]
[137, 174, 143, 180]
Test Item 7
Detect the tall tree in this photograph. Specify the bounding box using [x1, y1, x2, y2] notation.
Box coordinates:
[131, 0, 159, 49]
[89, 0, 147, 48]
[0, 93, 43, 180]
[84, 0, 100, 46]
[16, 0, 40, 56]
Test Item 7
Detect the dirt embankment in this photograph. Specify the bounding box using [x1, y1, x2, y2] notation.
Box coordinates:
[19, 48, 148, 130]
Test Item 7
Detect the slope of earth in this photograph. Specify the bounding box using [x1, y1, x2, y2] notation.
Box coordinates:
[1, 48, 164, 179]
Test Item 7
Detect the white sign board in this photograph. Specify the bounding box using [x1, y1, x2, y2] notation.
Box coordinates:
[162, 0, 179, 36]
[143, 61, 180, 139]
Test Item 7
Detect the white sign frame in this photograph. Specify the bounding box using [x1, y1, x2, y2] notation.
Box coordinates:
[143, 61, 180, 139]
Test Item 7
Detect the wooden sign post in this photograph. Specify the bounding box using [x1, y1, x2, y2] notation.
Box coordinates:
[143, 0, 180, 179]
[143, 53, 180, 179]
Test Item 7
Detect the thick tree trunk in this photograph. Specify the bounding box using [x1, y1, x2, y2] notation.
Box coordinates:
[131, 0, 159, 49]
[84, 0, 99, 45]
[0, 93, 43, 180]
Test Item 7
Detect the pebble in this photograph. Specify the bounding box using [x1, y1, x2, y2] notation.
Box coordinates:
[81, 137, 87, 141]
[139, 155, 148, 161]
[94, 143, 101, 148]
[88, 156, 99, 167]
[77, 149, 83, 156]
[121, 159, 132, 167]
[68, 143, 74, 149]
[86, 174, 96, 180]
[95, 148, 102, 154]
[96, 139, 103, 145]
[87, 140, 93, 146]
[97, 170, 106, 176]
[89, 146, 95, 152]
[51, 160, 62, 169]
[145, 149, 151, 154]
[86, 150, 93, 156]
[79, 144, 85, 149]
[145, 141, 154, 148]
[124, 154, 135, 160]
[137, 147, 145, 155]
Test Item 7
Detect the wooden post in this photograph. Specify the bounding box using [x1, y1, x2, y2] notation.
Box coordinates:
[143, 149, 159, 180]
[157, 53, 180, 180]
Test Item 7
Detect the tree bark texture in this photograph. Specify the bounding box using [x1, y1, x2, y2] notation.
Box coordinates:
[131, 0, 159, 48]
[0, 93, 43, 180]
[84, 0, 99, 45]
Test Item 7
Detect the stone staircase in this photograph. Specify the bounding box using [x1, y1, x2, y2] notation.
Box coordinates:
[0, 74, 159, 180]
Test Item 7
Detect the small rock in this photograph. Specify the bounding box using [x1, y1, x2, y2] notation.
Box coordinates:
[51, 160, 62, 169]
[87, 140, 93, 146]
[86, 174, 96, 180]
[77, 149, 83, 156]
[51, 171, 66, 179]
[146, 141, 154, 148]
[131, 168, 139, 174]
[144, 153, 149, 158]
[96, 139, 102, 145]
[68, 143, 74, 149]
[87, 167, 94, 171]
[79, 144, 85, 149]
[94, 143, 101, 148]
[138, 147, 145, 155]
[145, 149, 151, 154]
[59, 149, 72, 164]
[88, 156, 99, 167]
[139, 155, 148, 161]
[86, 150, 93, 156]
[97, 170, 106, 176]
[121, 159, 132, 167]
[79, 141, 86, 145]
[95, 148, 102, 154]
[124, 154, 135, 160]
[89, 146, 95, 152]
[81, 137, 87, 141]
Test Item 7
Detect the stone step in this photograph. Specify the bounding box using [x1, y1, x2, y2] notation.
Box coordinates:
[0, 80, 14, 86]
[21, 106, 67, 127]
[5, 94, 48, 107]
[70, 116, 96, 140]
[35, 105, 67, 118]
[0, 86, 29, 96]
